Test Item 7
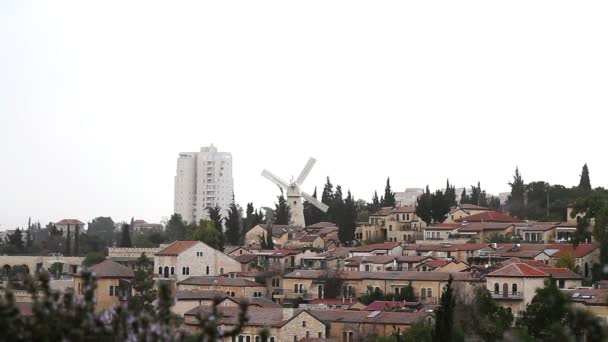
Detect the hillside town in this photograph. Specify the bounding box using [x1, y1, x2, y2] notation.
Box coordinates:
[1, 150, 607, 341]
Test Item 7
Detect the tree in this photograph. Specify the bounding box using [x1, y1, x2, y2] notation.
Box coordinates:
[556, 253, 576, 271]
[119, 223, 132, 248]
[73, 223, 80, 256]
[245, 203, 255, 231]
[462, 287, 513, 342]
[579, 163, 591, 192]
[48, 262, 63, 279]
[433, 276, 456, 342]
[207, 206, 225, 251]
[274, 193, 292, 225]
[165, 213, 186, 242]
[507, 167, 526, 218]
[192, 220, 221, 250]
[87, 217, 116, 252]
[259, 210, 275, 250]
[339, 190, 358, 245]
[431, 189, 450, 223]
[459, 188, 470, 205]
[359, 286, 386, 305]
[128, 253, 157, 314]
[484, 233, 511, 243]
[381, 178, 396, 207]
[224, 203, 243, 246]
[445, 179, 457, 207]
[369, 191, 381, 213]
[82, 251, 106, 267]
[64, 227, 71, 256]
[416, 186, 433, 226]
[303, 187, 324, 226]
[332, 185, 345, 229]
[7, 229, 24, 252]
[321, 177, 334, 221]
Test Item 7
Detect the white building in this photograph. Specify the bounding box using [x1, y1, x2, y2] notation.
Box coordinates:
[174, 144, 234, 224]
[395, 188, 424, 206]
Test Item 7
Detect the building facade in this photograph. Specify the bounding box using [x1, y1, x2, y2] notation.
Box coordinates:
[174, 144, 234, 224]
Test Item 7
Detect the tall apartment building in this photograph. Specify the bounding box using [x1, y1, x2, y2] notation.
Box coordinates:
[174, 144, 234, 224]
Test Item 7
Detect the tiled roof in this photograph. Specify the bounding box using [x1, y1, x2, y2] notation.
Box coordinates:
[345, 256, 396, 267]
[155, 241, 199, 256]
[319, 247, 351, 259]
[56, 219, 85, 225]
[310, 309, 430, 325]
[537, 267, 583, 280]
[419, 259, 450, 269]
[563, 288, 608, 305]
[363, 301, 420, 311]
[455, 211, 523, 223]
[370, 208, 395, 216]
[178, 276, 264, 287]
[515, 222, 561, 232]
[299, 235, 321, 242]
[88, 260, 134, 278]
[226, 296, 283, 308]
[306, 222, 337, 228]
[501, 258, 548, 268]
[233, 254, 258, 264]
[487, 263, 549, 277]
[307, 298, 360, 306]
[396, 255, 434, 263]
[393, 206, 416, 213]
[404, 243, 487, 252]
[284, 270, 480, 282]
[459, 204, 489, 211]
[546, 244, 599, 258]
[351, 242, 400, 253]
[185, 307, 318, 328]
[457, 222, 514, 232]
[426, 223, 460, 230]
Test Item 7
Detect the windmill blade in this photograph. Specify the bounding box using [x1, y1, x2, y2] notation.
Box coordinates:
[296, 157, 317, 185]
[302, 191, 329, 212]
[261, 169, 289, 190]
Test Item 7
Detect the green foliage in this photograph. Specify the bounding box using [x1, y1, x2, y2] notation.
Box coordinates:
[484, 233, 513, 243]
[207, 206, 225, 251]
[48, 262, 63, 278]
[274, 193, 291, 225]
[192, 220, 221, 250]
[433, 276, 456, 342]
[7, 229, 24, 252]
[359, 286, 385, 305]
[82, 251, 106, 267]
[224, 203, 243, 246]
[507, 167, 526, 219]
[166, 213, 187, 242]
[339, 190, 357, 244]
[462, 287, 514, 342]
[516, 279, 607, 341]
[304, 187, 324, 226]
[431, 189, 450, 223]
[416, 186, 433, 225]
[86, 217, 116, 252]
[119, 223, 132, 248]
[579, 163, 591, 191]
[368, 190, 381, 214]
[321, 177, 334, 221]
[127, 253, 156, 314]
[258, 221, 274, 250]
[556, 253, 576, 271]
[381, 177, 396, 207]
[64, 226, 71, 256]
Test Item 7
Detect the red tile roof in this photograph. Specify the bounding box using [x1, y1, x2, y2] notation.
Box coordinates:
[351, 242, 400, 253]
[310, 309, 431, 325]
[426, 223, 460, 230]
[233, 254, 258, 264]
[455, 211, 523, 223]
[537, 267, 582, 280]
[546, 244, 599, 258]
[363, 301, 420, 311]
[459, 204, 489, 211]
[87, 260, 134, 278]
[419, 259, 450, 269]
[487, 263, 549, 277]
[179, 276, 264, 287]
[155, 241, 199, 256]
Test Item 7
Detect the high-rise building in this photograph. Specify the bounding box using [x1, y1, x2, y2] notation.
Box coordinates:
[174, 144, 234, 224]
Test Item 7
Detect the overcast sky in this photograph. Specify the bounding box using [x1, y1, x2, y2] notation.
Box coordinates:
[1, 1, 607, 229]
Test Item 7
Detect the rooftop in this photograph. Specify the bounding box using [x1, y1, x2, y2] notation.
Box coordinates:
[155, 241, 199, 256]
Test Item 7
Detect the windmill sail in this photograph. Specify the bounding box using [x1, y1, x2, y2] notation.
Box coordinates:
[302, 191, 329, 212]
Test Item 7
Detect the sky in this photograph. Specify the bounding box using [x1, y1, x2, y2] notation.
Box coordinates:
[1, 1, 607, 229]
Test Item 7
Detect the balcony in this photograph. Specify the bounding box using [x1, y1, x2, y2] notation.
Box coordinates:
[491, 291, 524, 300]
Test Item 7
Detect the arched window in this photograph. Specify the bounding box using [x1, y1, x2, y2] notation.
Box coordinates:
[170, 267, 175, 275]
[158, 267, 162, 275]
[163, 266, 169, 278]
[494, 283, 499, 294]
[512, 283, 518, 294]
[503, 283, 508, 297]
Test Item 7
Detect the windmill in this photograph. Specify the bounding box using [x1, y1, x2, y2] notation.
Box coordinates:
[261, 157, 329, 227]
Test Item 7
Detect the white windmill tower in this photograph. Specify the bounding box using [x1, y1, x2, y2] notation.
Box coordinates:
[261, 157, 329, 227]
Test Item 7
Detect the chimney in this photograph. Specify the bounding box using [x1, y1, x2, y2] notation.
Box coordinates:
[282, 308, 294, 321]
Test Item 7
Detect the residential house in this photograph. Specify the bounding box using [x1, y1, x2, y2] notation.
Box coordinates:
[395, 256, 435, 271]
[55, 219, 86, 236]
[355, 207, 426, 243]
[177, 276, 267, 298]
[131, 219, 163, 233]
[344, 256, 397, 272]
[154, 241, 242, 283]
[444, 204, 490, 223]
[349, 242, 402, 258]
[74, 260, 133, 312]
[564, 288, 608, 323]
[184, 307, 327, 341]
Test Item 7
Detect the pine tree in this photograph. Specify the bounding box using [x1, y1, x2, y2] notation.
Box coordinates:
[321, 177, 334, 221]
[507, 167, 526, 218]
[445, 179, 457, 207]
[207, 206, 225, 251]
[339, 190, 358, 245]
[460, 188, 470, 205]
[245, 203, 255, 231]
[433, 275, 456, 342]
[274, 193, 292, 225]
[166, 214, 186, 242]
[7, 228, 24, 251]
[120, 223, 132, 247]
[416, 186, 433, 226]
[64, 226, 71, 256]
[224, 203, 243, 246]
[73, 223, 80, 255]
[431, 190, 450, 223]
[369, 191, 381, 213]
[579, 163, 591, 191]
[381, 177, 396, 207]
[303, 187, 324, 226]
[333, 185, 345, 228]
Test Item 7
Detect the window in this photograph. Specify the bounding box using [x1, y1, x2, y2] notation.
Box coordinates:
[318, 332, 322, 338]
[220, 268, 224, 274]
[246, 336, 251, 342]
[365, 265, 370, 272]
[427, 288, 432, 298]
[255, 337, 261, 342]
[421, 288, 427, 298]
[294, 284, 299, 293]
[293, 337, 297, 342]
[269, 338, 275, 342]
[170, 267, 174, 275]
[558, 279, 565, 288]
[182, 267, 186, 275]
[306, 331, 310, 338]
[512, 283, 518, 294]
[494, 283, 499, 294]
[238, 336, 244, 342]
[158, 267, 162, 275]
[302, 321, 307, 327]
[109, 286, 114, 296]
[206, 266, 210, 275]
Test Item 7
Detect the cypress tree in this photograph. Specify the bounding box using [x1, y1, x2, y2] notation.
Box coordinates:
[64, 225, 71, 256]
[579, 163, 591, 191]
[274, 193, 291, 225]
[416, 186, 433, 226]
[304, 187, 324, 225]
[74, 223, 80, 255]
[507, 167, 526, 218]
[381, 177, 396, 207]
[120, 223, 132, 248]
[208, 206, 225, 251]
[224, 203, 243, 246]
[321, 177, 334, 221]
[339, 190, 358, 245]
[433, 276, 456, 342]
[333, 185, 345, 228]
[369, 191, 381, 213]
